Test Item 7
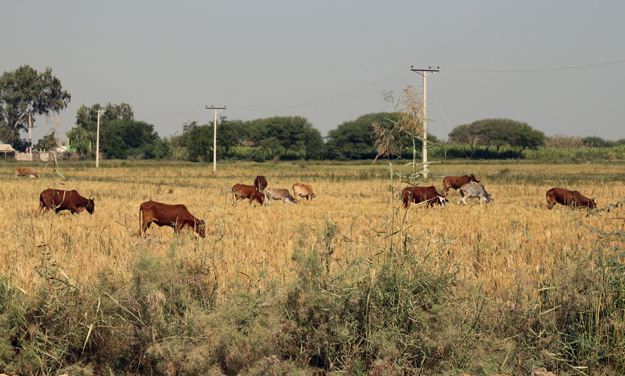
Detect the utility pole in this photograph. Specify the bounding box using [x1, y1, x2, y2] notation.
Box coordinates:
[96, 109, 101, 168]
[410, 66, 439, 178]
[205, 105, 226, 172]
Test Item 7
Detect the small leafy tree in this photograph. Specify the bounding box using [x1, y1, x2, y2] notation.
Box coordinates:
[37, 130, 58, 151]
[67, 126, 91, 154]
[582, 136, 610, 148]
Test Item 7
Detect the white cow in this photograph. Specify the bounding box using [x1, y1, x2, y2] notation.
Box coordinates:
[264, 188, 298, 205]
[458, 184, 493, 205]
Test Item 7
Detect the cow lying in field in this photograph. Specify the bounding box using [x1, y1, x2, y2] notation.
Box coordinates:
[38, 189, 94, 214]
[401, 186, 448, 208]
[139, 201, 205, 238]
[443, 174, 479, 195]
[292, 183, 315, 201]
[546, 188, 596, 210]
[458, 184, 493, 205]
[232, 184, 265, 206]
[16, 167, 40, 178]
[264, 188, 298, 205]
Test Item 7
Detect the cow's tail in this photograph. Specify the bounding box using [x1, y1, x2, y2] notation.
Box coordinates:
[36, 192, 44, 215]
[139, 205, 144, 238]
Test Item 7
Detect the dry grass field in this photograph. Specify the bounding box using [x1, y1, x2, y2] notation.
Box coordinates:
[1, 160, 623, 300]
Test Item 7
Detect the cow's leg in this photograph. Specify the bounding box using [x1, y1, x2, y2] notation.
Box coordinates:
[141, 221, 152, 238]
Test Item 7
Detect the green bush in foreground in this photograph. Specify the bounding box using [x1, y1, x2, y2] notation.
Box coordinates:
[1, 220, 624, 375]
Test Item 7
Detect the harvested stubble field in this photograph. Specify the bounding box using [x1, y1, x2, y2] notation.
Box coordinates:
[1, 160, 624, 299]
[2, 160, 625, 375]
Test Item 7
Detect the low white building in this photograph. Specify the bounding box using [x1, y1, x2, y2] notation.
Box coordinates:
[0, 144, 16, 159]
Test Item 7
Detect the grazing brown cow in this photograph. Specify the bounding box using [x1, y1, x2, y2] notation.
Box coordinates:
[292, 183, 315, 201]
[232, 184, 265, 206]
[38, 189, 95, 214]
[254, 176, 268, 193]
[401, 186, 448, 208]
[139, 201, 205, 238]
[264, 188, 298, 205]
[546, 188, 596, 210]
[443, 174, 479, 195]
[15, 167, 40, 178]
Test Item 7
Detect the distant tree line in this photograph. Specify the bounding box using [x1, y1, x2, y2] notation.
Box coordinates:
[58, 108, 625, 162]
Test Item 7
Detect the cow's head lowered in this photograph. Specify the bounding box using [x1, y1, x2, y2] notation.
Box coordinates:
[195, 220, 206, 238]
[86, 198, 95, 214]
[436, 195, 449, 208]
[469, 174, 479, 184]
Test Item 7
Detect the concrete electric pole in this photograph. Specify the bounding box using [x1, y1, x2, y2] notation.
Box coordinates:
[205, 105, 226, 172]
[410, 66, 439, 178]
[96, 109, 101, 168]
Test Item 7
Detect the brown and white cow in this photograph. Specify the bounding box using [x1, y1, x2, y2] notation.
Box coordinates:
[232, 184, 265, 206]
[292, 183, 315, 201]
[546, 188, 596, 210]
[38, 189, 95, 215]
[139, 201, 205, 238]
[254, 176, 268, 193]
[15, 167, 40, 178]
[264, 188, 298, 205]
[443, 174, 479, 195]
[401, 186, 448, 208]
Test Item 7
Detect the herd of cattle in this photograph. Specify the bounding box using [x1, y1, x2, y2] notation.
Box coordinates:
[15, 167, 598, 238]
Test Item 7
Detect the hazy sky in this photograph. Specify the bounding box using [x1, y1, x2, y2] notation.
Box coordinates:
[3, 1, 625, 144]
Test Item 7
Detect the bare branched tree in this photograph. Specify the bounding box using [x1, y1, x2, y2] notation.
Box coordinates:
[374, 86, 426, 173]
[372, 121, 398, 161]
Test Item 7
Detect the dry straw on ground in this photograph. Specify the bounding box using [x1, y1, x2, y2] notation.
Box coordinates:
[1, 161, 623, 301]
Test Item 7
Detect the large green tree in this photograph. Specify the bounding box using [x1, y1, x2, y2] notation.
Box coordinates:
[247, 116, 323, 159]
[99, 120, 159, 159]
[327, 113, 402, 160]
[507, 122, 545, 158]
[75, 102, 134, 132]
[179, 117, 245, 162]
[68, 103, 164, 159]
[448, 118, 545, 159]
[0, 65, 71, 148]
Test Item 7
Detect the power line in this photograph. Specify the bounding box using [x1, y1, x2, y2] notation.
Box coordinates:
[441, 59, 625, 73]
[234, 70, 415, 112]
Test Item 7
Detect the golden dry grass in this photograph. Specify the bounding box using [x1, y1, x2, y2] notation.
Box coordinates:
[1, 160, 623, 299]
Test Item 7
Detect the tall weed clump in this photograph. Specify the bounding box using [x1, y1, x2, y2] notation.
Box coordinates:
[531, 215, 625, 374]
[279, 219, 469, 374]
